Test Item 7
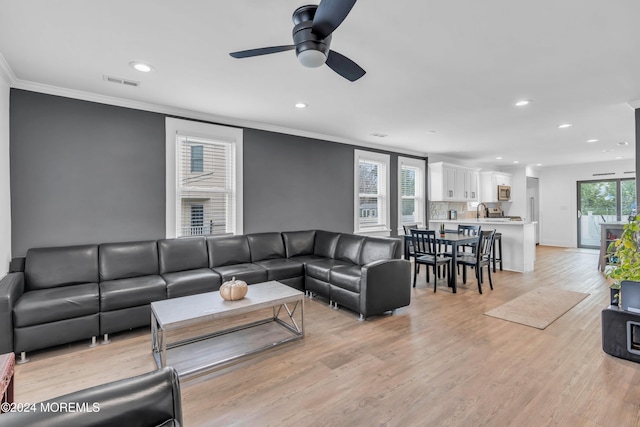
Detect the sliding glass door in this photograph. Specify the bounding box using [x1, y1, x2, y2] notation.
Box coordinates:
[577, 178, 636, 248]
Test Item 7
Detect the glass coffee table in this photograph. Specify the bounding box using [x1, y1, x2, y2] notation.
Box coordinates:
[151, 280, 304, 378]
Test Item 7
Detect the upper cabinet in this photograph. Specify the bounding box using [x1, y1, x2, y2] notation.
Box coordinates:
[429, 162, 479, 202]
[479, 171, 513, 202]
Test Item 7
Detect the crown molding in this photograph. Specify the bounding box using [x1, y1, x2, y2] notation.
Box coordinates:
[9, 78, 427, 158]
[0, 52, 16, 86]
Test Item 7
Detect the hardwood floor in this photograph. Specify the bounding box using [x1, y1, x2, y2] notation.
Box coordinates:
[13, 246, 640, 426]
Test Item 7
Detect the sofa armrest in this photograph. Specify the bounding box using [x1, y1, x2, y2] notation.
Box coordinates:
[360, 259, 411, 318]
[1, 366, 182, 426]
[0, 272, 25, 354]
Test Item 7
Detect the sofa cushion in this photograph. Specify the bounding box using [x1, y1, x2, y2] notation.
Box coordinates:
[330, 265, 362, 293]
[211, 263, 268, 284]
[314, 230, 341, 258]
[14, 283, 99, 327]
[289, 254, 330, 265]
[207, 235, 251, 267]
[306, 259, 353, 282]
[99, 241, 159, 281]
[100, 276, 166, 312]
[158, 237, 208, 274]
[334, 234, 366, 265]
[25, 245, 99, 291]
[283, 230, 316, 258]
[360, 237, 401, 265]
[162, 268, 222, 299]
[247, 233, 286, 262]
[253, 258, 304, 281]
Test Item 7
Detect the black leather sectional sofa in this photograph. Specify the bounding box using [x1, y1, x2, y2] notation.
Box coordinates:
[1, 366, 182, 426]
[0, 230, 410, 358]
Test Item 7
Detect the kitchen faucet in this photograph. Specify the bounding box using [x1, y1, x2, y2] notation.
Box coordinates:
[477, 202, 488, 219]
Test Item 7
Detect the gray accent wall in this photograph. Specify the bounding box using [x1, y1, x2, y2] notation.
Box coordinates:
[243, 129, 355, 234]
[0, 77, 10, 274]
[10, 90, 165, 256]
[9, 90, 424, 257]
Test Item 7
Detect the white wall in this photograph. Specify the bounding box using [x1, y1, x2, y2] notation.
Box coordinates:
[0, 71, 10, 275]
[539, 160, 636, 247]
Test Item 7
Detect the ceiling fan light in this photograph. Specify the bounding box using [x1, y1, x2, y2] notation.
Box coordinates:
[297, 49, 327, 68]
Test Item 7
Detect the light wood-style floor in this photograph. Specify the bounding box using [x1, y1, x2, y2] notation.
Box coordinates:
[13, 246, 640, 426]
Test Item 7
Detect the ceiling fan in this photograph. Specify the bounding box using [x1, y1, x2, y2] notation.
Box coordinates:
[229, 0, 365, 82]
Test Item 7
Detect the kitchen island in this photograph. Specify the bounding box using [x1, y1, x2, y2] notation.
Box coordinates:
[428, 219, 537, 273]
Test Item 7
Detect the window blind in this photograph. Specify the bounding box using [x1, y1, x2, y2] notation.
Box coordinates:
[176, 135, 236, 237]
[358, 159, 387, 228]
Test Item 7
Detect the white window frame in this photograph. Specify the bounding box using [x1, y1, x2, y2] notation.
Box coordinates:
[166, 118, 243, 238]
[397, 156, 426, 234]
[354, 149, 391, 236]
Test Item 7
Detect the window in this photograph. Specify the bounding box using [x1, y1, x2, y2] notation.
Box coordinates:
[166, 118, 243, 238]
[354, 150, 390, 235]
[189, 204, 205, 235]
[190, 145, 203, 173]
[398, 157, 426, 232]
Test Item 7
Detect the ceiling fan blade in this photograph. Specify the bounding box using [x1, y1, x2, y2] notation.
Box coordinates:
[229, 45, 295, 59]
[312, 0, 357, 39]
[326, 50, 365, 82]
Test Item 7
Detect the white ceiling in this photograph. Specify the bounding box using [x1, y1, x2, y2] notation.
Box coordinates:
[1, 0, 639, 167]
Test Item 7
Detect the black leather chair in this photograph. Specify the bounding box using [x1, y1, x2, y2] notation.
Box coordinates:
[99, 241, 167, 342]
[158, 237, 221, 298]
[207, 235, 268, 284]
[458, 230, 495, 294]
[248, 232, 305, 291]
[411, 229, 451, 292]
[0, 367, 182, 426]
[12, 245, 101, 360]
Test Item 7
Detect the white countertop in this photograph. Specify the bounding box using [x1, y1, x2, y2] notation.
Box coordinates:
[429, 219, 537, 226]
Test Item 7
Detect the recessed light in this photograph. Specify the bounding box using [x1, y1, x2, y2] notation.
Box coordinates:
[294, 103, 307, 109]
[370, 133, 388, 138]
[557, 123, 573, 129]
[426, 130, 436, 134]
[129, 61, 154, 73]
[536, 163, 543, 167]
[496, 156, 503, 160]
[617, 141, 629, 146]
[515, 100, 531, 107]
[602, 149, 614, 153]
[513, 160, 520, 164]
[586, 139, 599, 143]
[615, 156, 625, 160]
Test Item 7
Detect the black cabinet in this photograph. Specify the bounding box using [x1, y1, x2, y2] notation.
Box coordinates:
[602, 307, 640, 363]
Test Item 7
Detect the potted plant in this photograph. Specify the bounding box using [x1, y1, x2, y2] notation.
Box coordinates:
[606, 215, 640, 306]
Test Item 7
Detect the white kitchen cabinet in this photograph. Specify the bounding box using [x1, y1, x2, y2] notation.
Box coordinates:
[480, 171, 513, 202]
[430, 162, 479, 202]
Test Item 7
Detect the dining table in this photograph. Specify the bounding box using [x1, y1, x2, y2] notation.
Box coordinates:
[404, 230, 479, 293]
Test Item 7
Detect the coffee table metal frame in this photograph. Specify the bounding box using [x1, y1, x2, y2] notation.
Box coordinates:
[151, 280, 304, 378]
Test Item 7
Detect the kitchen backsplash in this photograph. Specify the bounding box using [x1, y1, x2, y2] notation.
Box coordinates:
[429, 201, 504, 220]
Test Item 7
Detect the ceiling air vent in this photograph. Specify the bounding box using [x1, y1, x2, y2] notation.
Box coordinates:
[592, 172, 615, 176]
[102, 75, 140, 87]
[624, 171, 636, 174]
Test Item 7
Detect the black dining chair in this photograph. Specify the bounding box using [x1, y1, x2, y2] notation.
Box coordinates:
[457, 224, 481, 254]
[403, 224, 419, 272]
[411, 229, 451, 292]
[457, 229, 495, 294]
